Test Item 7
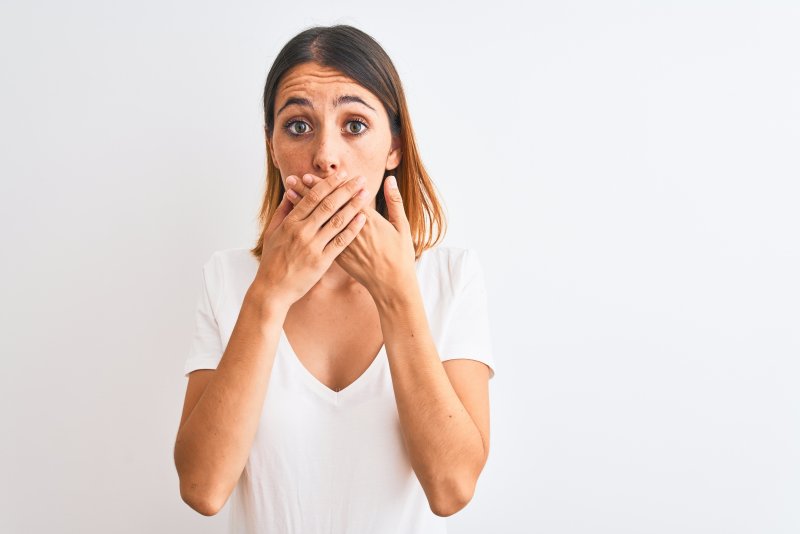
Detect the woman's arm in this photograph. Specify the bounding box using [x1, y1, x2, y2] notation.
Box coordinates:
[373, 278, 490, 518]
[282, 174, 491, 516]
[173, 283, 288, 516]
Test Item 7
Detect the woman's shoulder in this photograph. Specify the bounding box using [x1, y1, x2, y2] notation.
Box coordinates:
[416, 244, 481, 291]
[212, 246, 259, 267]
[197, 247, 260, 289]
[418, 243, 462, 263]
[417, 244, 479, 270]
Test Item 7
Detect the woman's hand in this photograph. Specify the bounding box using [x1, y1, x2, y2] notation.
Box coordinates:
[285, 173, 417, 303]
[252, 172, 371, 310]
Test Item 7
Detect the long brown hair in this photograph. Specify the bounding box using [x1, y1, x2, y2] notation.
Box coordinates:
[250, 24, 447, 262]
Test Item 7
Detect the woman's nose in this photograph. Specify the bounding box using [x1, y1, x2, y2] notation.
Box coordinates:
[311, 126, 341, 175]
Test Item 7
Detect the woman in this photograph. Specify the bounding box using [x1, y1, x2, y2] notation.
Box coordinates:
[174, 24, 497, 533]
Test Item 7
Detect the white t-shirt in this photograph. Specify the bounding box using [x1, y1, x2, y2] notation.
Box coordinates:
[183, 245, 497, 533]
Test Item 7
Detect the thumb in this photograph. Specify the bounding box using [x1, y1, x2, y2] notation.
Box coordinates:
[383, 176, 407, 228]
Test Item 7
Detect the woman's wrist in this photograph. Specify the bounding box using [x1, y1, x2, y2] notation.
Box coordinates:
[244, 282, 291, 323]
[372, 272, 421, 315]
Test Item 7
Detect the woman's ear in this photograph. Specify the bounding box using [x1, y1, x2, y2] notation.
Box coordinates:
[385, 134, 402, 171]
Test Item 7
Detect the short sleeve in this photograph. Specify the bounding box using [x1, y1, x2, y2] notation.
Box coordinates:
[438, 249, 497, 379]
[183, 253, 224, 377]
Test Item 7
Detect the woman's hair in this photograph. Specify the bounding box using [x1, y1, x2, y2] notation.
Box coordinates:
[250, 24, 447, 262]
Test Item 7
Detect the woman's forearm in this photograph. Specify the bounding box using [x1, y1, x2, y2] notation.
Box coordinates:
[373, 279, 485, 517]
[174, 283, 287, 515]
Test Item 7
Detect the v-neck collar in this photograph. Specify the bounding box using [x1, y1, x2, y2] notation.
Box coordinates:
[278, 327, 386, 405]
[267, 249, 432, 404]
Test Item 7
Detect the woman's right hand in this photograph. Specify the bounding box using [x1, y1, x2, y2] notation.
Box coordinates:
[252, 172, 370, 310]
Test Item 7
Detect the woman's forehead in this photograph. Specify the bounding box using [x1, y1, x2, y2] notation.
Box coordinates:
[277, 62, 375, 103]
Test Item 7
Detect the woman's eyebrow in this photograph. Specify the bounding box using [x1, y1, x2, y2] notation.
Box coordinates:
[276, 94, 377, 116]
[276, 97, 312, 116]
[335, 95, 377, 113]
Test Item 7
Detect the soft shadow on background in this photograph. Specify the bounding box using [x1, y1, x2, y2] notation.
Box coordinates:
[2, 1, 798, 533]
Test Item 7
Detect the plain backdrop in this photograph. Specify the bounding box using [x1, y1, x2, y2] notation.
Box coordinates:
[2, 1, 798, 533]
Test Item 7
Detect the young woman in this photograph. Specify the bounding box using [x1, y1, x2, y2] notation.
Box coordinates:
[174, 24, 497, 533]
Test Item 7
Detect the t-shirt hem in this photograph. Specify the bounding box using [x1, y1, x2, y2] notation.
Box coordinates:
[183, 356, 221, 377]
[440, 354, 496, 379]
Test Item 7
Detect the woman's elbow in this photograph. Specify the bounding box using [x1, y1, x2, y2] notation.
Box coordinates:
[179, 478, 225, 517]
[428, 475, 475, 517]
[430, 492, 472, 517]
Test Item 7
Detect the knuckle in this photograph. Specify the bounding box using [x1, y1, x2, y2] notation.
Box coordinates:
[289, 221, 309, 242]
[319, 196, 336, 214]
[333, 231, 349, 248]
[302, 223, 318, 241]
[306, 189, 322, 205]
[329, 212, 346, 230]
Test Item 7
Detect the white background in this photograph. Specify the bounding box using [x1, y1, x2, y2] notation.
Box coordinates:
[2, 1, 798, 533]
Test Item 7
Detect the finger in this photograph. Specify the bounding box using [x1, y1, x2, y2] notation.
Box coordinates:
[304, 174, 367, 233]
[316, 185, 371, 250]
[285, 172, 329, 204]
[321, 200, 368, 260]
[284, 174, 307, 205]
[286, 171, 351, 221]
[286, 175, 315, 205]
[383, 175, 408, 230]
[301, 173, 318, 187]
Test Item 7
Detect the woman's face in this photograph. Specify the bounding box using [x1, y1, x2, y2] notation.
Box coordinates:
[267, 61, 402, 211]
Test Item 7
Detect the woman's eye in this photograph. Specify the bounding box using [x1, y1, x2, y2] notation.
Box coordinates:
[287, 121, 310, 135]
[346, 120, 367, 135]
[284, 119, 366, 136]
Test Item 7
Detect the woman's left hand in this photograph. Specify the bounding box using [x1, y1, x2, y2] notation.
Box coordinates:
[285, 173, 417, 301]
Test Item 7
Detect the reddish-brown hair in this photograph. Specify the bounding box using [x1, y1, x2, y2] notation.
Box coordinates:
[250, 24, 447, 262]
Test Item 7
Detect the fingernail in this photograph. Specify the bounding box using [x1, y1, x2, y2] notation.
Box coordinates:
[387, 176, 397, 188]
[286, 176, 296, 186]
[302, 174, 314, 186]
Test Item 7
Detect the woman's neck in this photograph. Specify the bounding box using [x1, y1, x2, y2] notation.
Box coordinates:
[313, 259, 359, 293]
